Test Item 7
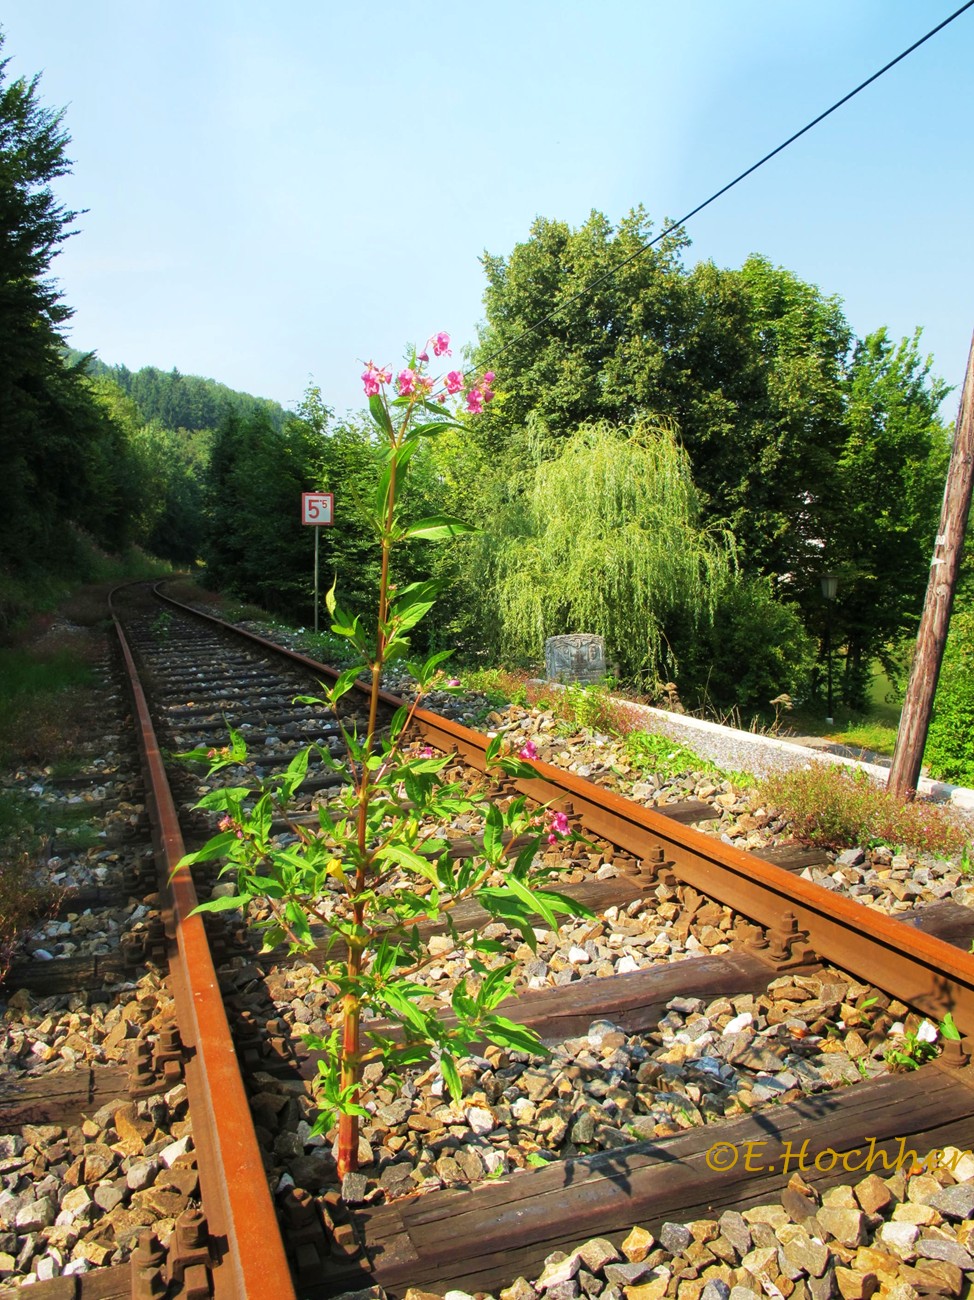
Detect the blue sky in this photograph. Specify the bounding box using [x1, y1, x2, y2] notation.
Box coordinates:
[3, 1, 972, 421]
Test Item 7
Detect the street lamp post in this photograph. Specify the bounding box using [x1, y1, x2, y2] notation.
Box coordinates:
[821, 573, 839, 725]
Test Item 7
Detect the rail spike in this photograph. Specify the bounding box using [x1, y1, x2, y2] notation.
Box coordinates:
[747, 909, 821, 971]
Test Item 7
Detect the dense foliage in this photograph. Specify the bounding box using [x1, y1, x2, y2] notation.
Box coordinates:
[0, 35, 139, 588]
[471, 209, 952, 708]
[924, 606, 974, 786]
[466, 418, 812, 705]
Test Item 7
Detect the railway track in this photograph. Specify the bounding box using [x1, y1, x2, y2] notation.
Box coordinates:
[2, 581, 973, 1299]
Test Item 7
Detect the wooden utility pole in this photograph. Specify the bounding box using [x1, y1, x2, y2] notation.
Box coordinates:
[888, 331, 974, 799]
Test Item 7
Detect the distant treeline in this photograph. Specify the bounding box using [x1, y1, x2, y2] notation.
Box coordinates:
[64, 351, 286, 433]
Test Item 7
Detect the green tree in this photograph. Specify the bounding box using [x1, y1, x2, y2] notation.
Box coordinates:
[478, 419, 736, 683]
[0, 32, 152, 591]
[0, 30, 79, 567]
[472, 209, 950, 707]
[826, 329, 952, 703]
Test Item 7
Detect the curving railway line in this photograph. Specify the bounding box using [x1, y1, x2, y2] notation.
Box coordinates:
[2, 580, 973, 1299]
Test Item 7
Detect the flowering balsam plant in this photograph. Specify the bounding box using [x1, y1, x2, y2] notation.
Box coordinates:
[177, 336, 589, 1179]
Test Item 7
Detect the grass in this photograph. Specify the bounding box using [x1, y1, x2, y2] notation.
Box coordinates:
[786, 662, 902, 756]
[624, 731, 754, 788]
[0, 791, 50, 979]
[0, 564, 163, 973]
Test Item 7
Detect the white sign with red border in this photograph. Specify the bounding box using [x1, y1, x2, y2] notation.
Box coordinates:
[302, 492, 334, 526]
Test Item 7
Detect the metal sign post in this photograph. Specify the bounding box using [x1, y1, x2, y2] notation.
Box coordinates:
[301, 493, 334, 633]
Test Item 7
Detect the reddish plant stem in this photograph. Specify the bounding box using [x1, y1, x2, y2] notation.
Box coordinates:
[336, 438, 400, 1179]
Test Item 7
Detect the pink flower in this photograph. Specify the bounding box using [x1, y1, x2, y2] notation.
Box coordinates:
[444, 370, 464, 395]
[362, 363, 392, 397]
[446, 678, 461, 686]
[432, 331, 451, 356]
[419, 374, 434, 394]
[483, 371, 496, 403]
[466, 387, 484, 414]
[397, 367, 417, 396]
[519, 740, 538, 760]
[420, 745, 434, 758]
[546, 810, 570, 844]
[418, 349, 430, 363]
[218, 815, 233, 832]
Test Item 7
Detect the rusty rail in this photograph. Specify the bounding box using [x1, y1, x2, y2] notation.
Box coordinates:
[111, 589, 297, 1300]
[155, 583, 974, 1045]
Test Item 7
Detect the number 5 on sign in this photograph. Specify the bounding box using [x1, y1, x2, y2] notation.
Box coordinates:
[302, 493, 334, 634]
[302, 492, 334, 525]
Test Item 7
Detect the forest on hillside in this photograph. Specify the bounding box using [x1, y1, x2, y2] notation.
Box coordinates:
[2, 29, 971, 764]
[63, 351, 286, 433]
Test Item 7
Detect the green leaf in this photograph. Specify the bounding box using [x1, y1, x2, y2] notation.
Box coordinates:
[941, 1012, 962, 1041]
[506, 873, 556, 928]
[483, 802, 504, 862]
[479, 887, 538, 948]
[495, 757, 541, 781]
[440, 1053, 463, 1103]
[412, 647, 454, 687]
[324, 575, 338, 619]
[176, 831, 239, 869]
[403, 515, 476, 541]
[377, 843, 439, 885]
[486, 1015, 544, 1056]
[195, 787, 249, 811]
[539, 888, 595, 920]
[390, 580, 440, 634]
[374, 457, 393, 518]
[368, 392, 394, 438]
[190, 893, 250, 914]
[329, 664, 365, 706]
[389, 704, 410, 741]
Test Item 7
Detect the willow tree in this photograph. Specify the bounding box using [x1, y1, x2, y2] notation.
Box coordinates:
[484, 419, 734, 682]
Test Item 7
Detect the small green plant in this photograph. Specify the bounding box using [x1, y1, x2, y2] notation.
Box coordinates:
[0, 791, 49, 980]
[622, 730, 754, 788]
[151, 610, 173, 638]
[939, 1012, 962, 1042]
[759, 765, 966, 857]
[179, 338, 591, 1179]
[884, 1019, 939, 1071]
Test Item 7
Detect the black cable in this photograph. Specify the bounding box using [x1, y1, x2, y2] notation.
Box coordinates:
[480, 0, 974, 369]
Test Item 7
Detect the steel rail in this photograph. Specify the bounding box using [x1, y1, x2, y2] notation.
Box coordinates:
[110, 590, 297, 1300]
[154, 584, 974, 1044]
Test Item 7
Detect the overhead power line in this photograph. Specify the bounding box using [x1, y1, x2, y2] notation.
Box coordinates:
[482, 0, 974, 367]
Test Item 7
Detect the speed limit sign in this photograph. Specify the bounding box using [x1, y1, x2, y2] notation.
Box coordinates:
[302, 492, 334, 526]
